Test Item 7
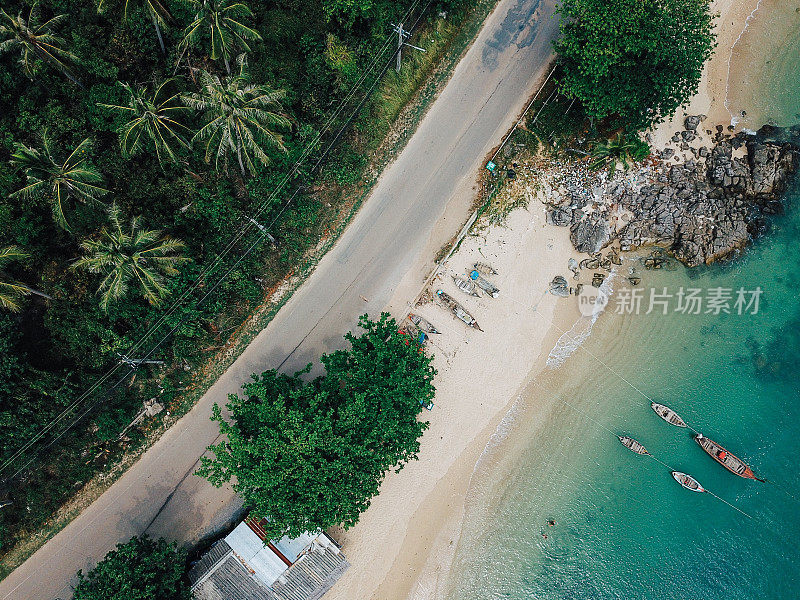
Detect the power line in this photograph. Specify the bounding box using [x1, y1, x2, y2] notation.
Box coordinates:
[1, 0, 434, 480]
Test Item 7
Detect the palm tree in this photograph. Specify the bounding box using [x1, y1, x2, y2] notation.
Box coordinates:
[73, 204, 188, 311]
[100, 80, 192, 167]
[589, 133, 650, 171]
[180, 0, 262, 74]
[97, 0, 173, 55]
[182, 56, 289, 178]
[0, 1, 80, 85]
[0, 246, 32, 313]
[10, 135, 107, 231]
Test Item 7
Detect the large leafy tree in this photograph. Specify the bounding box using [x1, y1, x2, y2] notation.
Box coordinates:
[10, 136, 107, 231]
[0, 1, 79, 85]
[180, 0, 262, 74]
[100, 80, 192, 167]
[554, 0, 716, 131]
[197, 313, 436, 539]
[73, 535, 191, 600]
[182, 56, 290, 178]
[73, 204, 188, 311]
[97, 0, 173, 55]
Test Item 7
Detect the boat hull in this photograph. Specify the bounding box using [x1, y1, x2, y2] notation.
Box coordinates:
[694, 434, 761, 480]
[672, 471, 705, 493]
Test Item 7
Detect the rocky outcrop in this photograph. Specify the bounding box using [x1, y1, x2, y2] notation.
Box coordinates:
[553, 122, 800, 266]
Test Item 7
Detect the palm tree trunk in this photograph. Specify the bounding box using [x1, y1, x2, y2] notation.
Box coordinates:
[224, 55, 231, 75]
[150, 9, 167, 56]
[236, 138, 246, 179]
[23, 287, 54, 301]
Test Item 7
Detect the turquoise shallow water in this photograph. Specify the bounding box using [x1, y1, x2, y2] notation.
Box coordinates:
[446, 19, 800, 599]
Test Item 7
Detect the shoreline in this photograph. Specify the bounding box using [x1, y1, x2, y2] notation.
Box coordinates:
[326, 1, 787, 598]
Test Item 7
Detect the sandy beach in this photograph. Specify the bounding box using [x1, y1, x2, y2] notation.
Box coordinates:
[326, 2, 769, 598]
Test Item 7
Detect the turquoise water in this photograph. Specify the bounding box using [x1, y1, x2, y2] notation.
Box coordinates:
[446, 23, 800, 599]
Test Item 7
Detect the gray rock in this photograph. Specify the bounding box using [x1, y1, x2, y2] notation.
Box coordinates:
[684, 115, 702, 131]
[547, 208, 572, 227]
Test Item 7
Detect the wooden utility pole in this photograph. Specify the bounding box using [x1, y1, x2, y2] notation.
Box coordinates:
[392, 23, 425, 73]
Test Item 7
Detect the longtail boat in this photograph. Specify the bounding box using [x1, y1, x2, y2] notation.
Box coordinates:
[672, 471, 705, 493]
[651, 402, 688, 427]
[694, 434, 764, 481]
[408, 313, 441, 334]
[618, 436, 648, 455]
[473, 262, 498, 276]
[436, 290, 482, 331]
[452, 276, 481, 297]
[469, 270, 499, 298]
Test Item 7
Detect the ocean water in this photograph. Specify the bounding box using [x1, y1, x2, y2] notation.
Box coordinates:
[445, 15, 800, 600]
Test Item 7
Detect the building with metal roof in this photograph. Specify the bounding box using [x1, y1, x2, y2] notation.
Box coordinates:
[188, 518, 349, 600]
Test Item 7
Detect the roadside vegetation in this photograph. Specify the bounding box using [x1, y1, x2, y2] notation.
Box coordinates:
[198, 313, 436, 539]
[72, 535, 191, 600]
[0, 0, 470, 569]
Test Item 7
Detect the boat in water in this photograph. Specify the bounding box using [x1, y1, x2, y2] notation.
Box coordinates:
[694, 434, 764, 481]
[618, 436, 648, 455]
[672, 471, 705, 493]
[436, 290, 482, 331]
[651, 402, 688, 427]
[408, 313, 440, 334]
[452, 276, 481, 297]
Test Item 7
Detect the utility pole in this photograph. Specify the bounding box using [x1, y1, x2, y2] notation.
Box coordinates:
[392, 23, 426, 73]
[117, 353, 165, 368]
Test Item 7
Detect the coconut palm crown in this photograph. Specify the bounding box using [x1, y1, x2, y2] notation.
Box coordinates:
[589, 133, 650, 171]
[100, 80, 192, 167]
[0, 1, 78, 83]
[0, 246, 32, 313]
[11, 135, 107, 231]
[73, 204, 189, 311]
[182, 56, 290, 177]
[180, 0, 262, 73]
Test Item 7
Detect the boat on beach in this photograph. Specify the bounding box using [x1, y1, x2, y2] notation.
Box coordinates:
[672, 471, 705, 493]
[694, 434, 763, 481]
[618, 436, 648, 455]
[436, 290, 483, 331]
[651, 402, 688, 427]
[469, 270, 499, 298]
[452, 275, 481, 297]
[473, 262, 498, 276]
[408, 313, 440, 334]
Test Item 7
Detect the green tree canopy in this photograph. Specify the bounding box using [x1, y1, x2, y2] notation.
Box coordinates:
[0, 1, 79, 83]
[10, 135, 107, 231]
[553, 0, 716, 131]
[73, 535, 191, 600]
[73, 204, 188, 311]
[0, 246, 31, 313]
[182, 56, 290, 177]
[197, 313, 436, 539]
[100, 80, 192, 166]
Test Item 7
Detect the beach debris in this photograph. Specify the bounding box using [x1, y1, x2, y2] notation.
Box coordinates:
[408, 313, 441, 334]
[618, 435, 649, 455]
[580, 257, 600, 270]
[469, 270, 499, 298]
[419, 398, 434, 411]
[599, 257, 612, 271]
[473, 262, 498, 276]
[591, 272, 605, 287]
[609, 251, 622, 266]
[651, 402, 688, 427]
[435, 290, 483, 331]
[452, 275, 481, 297]
[627, 275, 641, 286]
[549, 275, 570, 297]
[398, 323, 428, 346]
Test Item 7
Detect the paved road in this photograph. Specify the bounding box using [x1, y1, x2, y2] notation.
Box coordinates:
[0, 1, 558, 598]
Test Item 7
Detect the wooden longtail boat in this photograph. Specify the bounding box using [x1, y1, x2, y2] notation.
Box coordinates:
[473, 262, 498, 276]
[469, 270, 499, 298]
[408, 313, 440, 334]
[694, 434, 764, 481]
[452, 276, 481, 297]
[435, 290, 483, 331]
[651, 402, 688, 427]
[618, 436, 648, 455]
[672, 471, 705, 493]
